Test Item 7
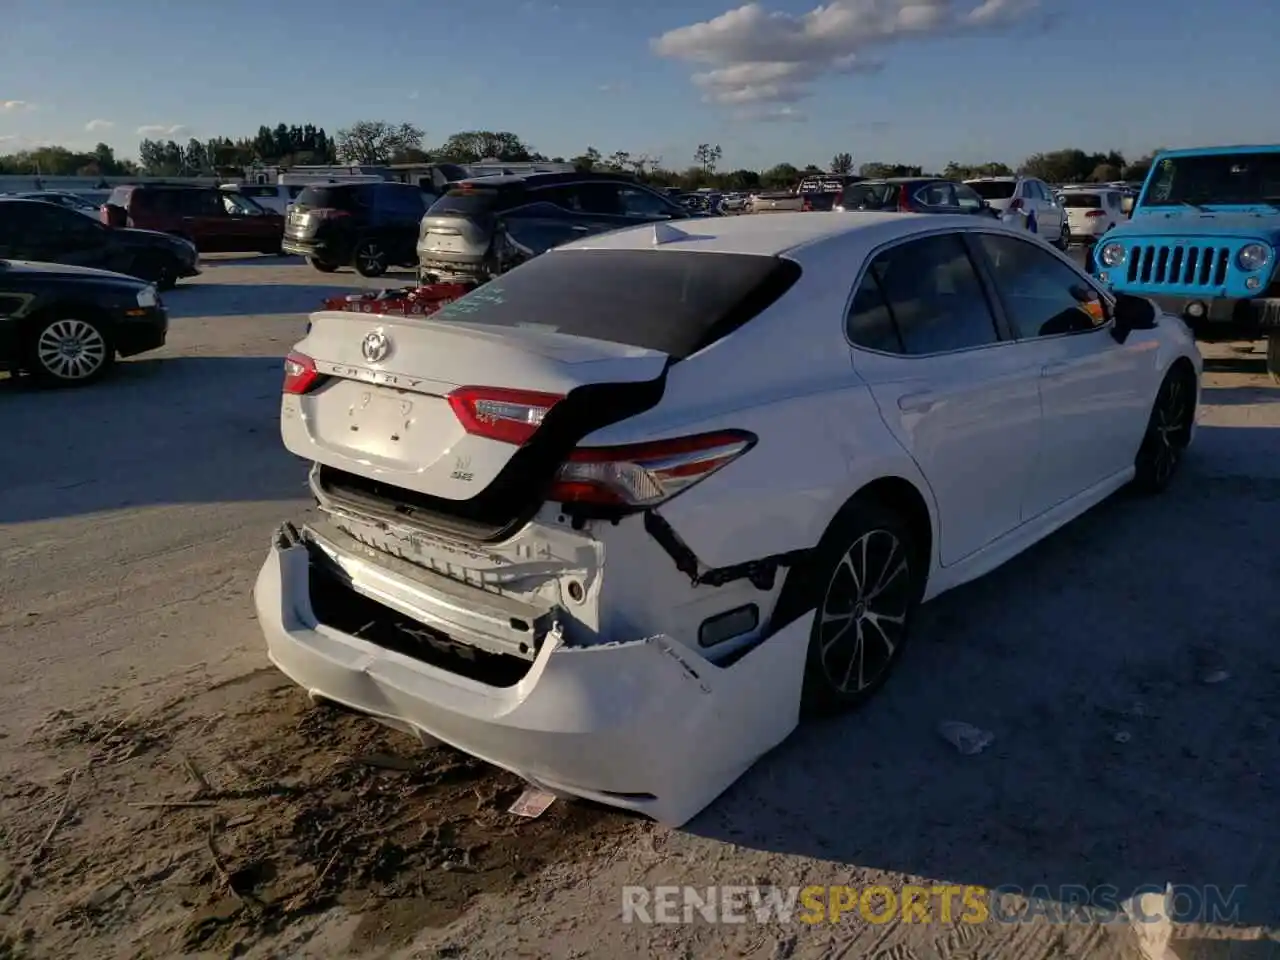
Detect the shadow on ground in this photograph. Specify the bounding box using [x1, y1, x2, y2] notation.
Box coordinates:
[0, 356, 308, 522]
[162, 280, 394, 319]
[689, 424, 1280, 943]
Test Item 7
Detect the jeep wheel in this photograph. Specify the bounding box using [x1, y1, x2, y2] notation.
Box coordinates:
[1054, 221, 1070, 251]
[308, 257, 339, 273]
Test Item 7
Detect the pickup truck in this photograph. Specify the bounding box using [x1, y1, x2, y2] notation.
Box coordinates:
[1090, 144, 1280, 382]
[748, 175, 863, 213]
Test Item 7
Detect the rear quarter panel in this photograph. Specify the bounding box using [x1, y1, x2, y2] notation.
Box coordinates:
[578, 259, 936, 569]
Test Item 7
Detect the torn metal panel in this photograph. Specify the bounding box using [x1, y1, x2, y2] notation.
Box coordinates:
[255, 538, 811, 826]
[642, 509, 810, 591]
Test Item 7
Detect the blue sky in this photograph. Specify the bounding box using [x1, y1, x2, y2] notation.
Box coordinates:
[1, 0, 1277, 173]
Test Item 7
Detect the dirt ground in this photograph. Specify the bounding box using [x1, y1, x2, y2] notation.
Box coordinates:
[1, 254, 1278, 959]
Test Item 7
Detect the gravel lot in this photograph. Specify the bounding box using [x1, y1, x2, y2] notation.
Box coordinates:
[1, 252, 1278, 960]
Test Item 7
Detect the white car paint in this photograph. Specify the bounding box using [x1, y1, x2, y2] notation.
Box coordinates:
[255, 212, 1202, 826]
[965, 176, 1067, 246]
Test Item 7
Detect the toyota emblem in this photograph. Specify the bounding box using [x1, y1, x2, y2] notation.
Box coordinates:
[361, 329, 390, 363]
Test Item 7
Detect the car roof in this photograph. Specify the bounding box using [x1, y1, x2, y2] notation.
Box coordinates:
[1060, 185, 1118, 192]
[1156, 144, 1280, 159]
[964, 176, 1020, 182]
[452, 171, 637, 189]
[556, 211, 992, 258]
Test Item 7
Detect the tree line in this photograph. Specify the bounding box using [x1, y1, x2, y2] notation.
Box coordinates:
[0, 117, 1160, 190]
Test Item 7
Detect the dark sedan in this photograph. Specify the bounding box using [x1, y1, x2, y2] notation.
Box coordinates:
[0, 198, 199, 290]
[0, 259, 167, 385]
[835, 178, 999, 217]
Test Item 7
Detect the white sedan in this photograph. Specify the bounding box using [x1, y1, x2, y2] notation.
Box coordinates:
[255, 213, 1202, 826]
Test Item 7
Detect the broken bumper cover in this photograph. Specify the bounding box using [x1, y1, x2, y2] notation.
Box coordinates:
[253, 531, 811, 827]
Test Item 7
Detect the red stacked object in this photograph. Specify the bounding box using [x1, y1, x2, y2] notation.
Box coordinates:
[321, 282, 475, 317]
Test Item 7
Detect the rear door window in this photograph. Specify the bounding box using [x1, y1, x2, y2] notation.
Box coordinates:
[915, 182, 958, 208]
[295, 185, 368, 212]
[428, 185, 523, 217]
[967, 181, 1017, 200]
[855, 233, 1001, 355]
[426, 249, 801, 359]
[375, 185, 428, 219]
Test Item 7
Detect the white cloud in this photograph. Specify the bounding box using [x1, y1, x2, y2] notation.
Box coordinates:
[2, 100, 35, 112]
[653, 0, 1041, 105]
[137, 123, 188, 137]
[85, 118, 115, 132]
[733, 104, 808, 122]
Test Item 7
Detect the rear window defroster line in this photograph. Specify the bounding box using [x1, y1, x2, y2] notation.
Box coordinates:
[642, 510, 809, 591]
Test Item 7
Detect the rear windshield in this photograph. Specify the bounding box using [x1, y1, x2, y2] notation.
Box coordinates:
[428, 186, 522, 217]
[967, 181, 1017, 200]
[107, 187, 131, 207]
[425, 249, 801, 359]
[840, 183, 899, 209]
[1062, 193, 1104, 208]
[294, 185, 368, 211]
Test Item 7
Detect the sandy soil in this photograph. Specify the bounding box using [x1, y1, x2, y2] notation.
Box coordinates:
[1, 254, 1277, 959]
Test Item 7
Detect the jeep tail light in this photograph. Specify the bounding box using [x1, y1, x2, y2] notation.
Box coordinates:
[448, 386, 564, 446]
[283, 352, 324, 395]
[1010, 197, 1024, 211]
[800, 197, 812, 211]
[1085, 209, 1106, 218]
[548, 430, 756, 508]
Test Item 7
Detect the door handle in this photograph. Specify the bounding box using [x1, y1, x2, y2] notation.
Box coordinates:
[898, 392, 937, 413]
[1042, 361, 1069, 375]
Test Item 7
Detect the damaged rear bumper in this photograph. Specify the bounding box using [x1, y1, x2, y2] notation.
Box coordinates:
[253, 524, 811, 827]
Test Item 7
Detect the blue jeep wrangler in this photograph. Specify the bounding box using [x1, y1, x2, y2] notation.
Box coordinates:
[1090, 144, 1280, 382]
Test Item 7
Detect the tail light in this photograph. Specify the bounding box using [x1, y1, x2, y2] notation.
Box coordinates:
[1085, 209, 1106, 218]
[547, 430, 756, 508]
[801, 197, 812, 212]
[448, 386, 564, 446]
[1009, 198, 1024, 211]
[283, 352, 324, 395]
[897, 184, 912, 212]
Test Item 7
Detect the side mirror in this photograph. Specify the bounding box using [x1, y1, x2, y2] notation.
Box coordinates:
[1110, 293, 1156, 343]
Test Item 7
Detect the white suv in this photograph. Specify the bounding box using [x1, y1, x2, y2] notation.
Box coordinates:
[1059, 187, 1127, 246]
[965, 176, 1067, 250]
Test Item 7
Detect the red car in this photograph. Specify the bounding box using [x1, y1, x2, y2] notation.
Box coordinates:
[101, 183, 284, 254]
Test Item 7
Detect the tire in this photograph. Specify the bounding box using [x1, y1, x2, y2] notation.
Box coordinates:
[152, 255, 179, 291]
[1131, 364, 1195, 495]
[1054, 221, 1070, 251]
[308, 257, 339, 273]
[1267, 333, 1280, 386]
[354, 240, 388, 278]
[799, 499, 925, 716]
[26, 313, 115, 386]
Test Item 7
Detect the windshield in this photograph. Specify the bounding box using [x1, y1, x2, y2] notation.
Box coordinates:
[840, 183, 899, 210]
[967, 181, 1017, 200]
[1143, 152, 1280, 207]
[222, 192, 268, 215]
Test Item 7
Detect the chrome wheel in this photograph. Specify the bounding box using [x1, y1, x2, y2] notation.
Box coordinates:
[35, 318, 108, 380]
[817, 529, 913, 695]
[355, 242, 387, 277]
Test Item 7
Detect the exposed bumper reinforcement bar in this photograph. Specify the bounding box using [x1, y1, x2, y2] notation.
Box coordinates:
[254, 530, 812, 826]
